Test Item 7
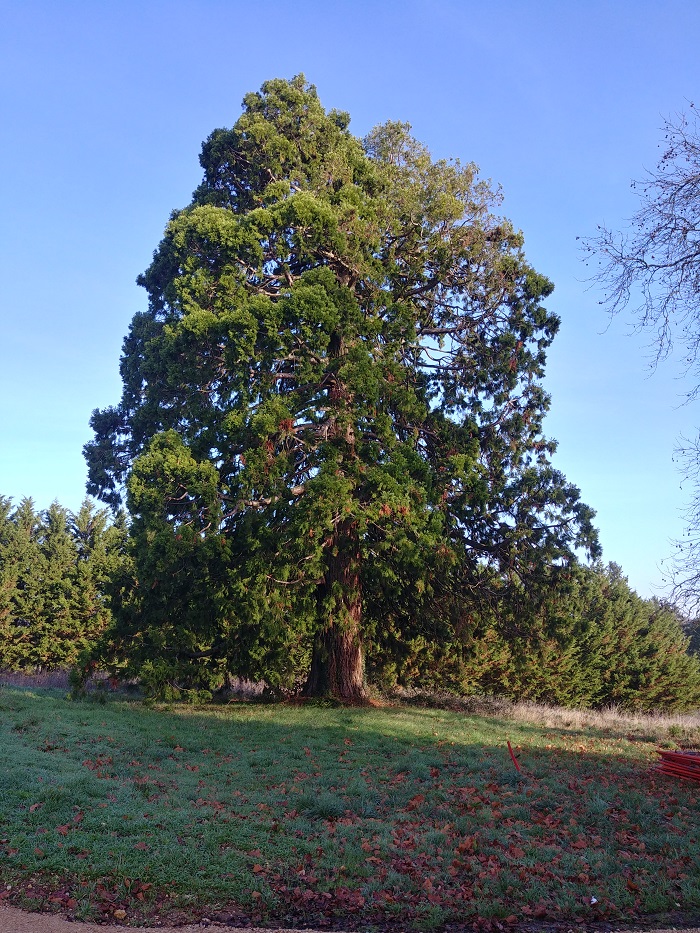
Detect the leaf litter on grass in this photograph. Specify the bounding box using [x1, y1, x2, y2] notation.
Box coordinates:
[0, 686, 699, 929]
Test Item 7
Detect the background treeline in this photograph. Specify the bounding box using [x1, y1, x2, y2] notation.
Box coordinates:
[370, 562, 700, 712]
[0, 496, 126, 669]
[2, 492, 700, 711]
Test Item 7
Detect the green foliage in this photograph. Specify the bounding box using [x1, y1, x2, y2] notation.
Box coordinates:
[0, 496, 126, 670]
[0, 496, 18, 634]
[372, 563, 700, 711]
[86, 75, 598, 697]
[95, 430, 312, 696]
[687, 615, 700, 657]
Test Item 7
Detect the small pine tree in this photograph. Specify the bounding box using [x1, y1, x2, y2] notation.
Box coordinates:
[5, 498, 48, 668]
[70, 499, 127, 648]
[0, 496, 126, 670]
[0, 497, 18, 641]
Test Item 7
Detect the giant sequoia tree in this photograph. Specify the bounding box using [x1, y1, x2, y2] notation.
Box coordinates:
[86, 76, 597, 700]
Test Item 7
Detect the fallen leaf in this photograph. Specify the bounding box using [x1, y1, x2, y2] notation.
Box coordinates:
[406, 793, 425, 810]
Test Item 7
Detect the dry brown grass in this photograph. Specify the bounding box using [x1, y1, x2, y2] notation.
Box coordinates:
[503, 698, 700, 742]
[0, 668, 71, 689]
[394, 687, 700, 744]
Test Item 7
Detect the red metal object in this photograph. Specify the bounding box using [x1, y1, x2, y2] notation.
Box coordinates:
[507, 740, 522, 773]
[656, 748, 700, 783]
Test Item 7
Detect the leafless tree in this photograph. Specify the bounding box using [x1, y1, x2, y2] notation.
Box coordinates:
[584, 106, 700, 612]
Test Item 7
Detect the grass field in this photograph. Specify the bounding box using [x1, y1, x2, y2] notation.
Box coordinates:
[0, 683, 699, 930]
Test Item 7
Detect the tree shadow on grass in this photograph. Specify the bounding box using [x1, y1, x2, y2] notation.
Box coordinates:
[0, 686, 698, 930]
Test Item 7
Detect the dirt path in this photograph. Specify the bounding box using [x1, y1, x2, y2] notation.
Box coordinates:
[2, 905, 700, 933]
[0, 905, 325, 933]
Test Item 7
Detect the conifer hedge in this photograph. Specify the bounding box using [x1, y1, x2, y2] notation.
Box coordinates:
[0, 496, 126, 670]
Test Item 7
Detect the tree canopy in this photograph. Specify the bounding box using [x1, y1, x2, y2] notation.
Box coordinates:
[86, 75, 598, 700]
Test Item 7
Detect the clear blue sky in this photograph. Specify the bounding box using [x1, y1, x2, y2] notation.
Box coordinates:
[1, 0, 698, 599]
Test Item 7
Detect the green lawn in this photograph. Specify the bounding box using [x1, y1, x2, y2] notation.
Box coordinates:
[0, 685, 698, 929]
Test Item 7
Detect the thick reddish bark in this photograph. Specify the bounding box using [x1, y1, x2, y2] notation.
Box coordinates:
[303, 520, 366, 702]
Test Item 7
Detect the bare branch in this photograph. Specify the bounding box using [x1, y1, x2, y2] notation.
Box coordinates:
[583, 107, 700, 378]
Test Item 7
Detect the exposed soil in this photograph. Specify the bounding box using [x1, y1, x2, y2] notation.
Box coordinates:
[0, 906, 323, 933]
[3, 904, 700, 933]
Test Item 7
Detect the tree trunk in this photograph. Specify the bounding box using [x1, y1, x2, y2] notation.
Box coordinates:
[303, 520, 366, 702]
